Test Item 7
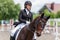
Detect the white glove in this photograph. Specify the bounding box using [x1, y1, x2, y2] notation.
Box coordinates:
[26, 21, 30, 24]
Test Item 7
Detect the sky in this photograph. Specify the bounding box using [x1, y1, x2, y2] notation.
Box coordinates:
[13, 0, 60, 13]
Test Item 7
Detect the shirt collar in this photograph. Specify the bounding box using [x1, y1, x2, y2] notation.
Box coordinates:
[25, 9, 29, 15]
[25, 9, 29, 12]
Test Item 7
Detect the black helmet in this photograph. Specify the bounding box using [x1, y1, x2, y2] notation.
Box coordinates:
[24, 1, 32, 8]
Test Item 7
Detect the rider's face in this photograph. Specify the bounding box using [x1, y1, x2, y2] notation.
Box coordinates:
[26, 5, 31, 11]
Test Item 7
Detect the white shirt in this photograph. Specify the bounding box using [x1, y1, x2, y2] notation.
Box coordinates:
[25, 9, 29, 15]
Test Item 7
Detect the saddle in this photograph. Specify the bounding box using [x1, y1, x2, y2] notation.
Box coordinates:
[13, 22, 21, 27]
[10, 23, 26, 40]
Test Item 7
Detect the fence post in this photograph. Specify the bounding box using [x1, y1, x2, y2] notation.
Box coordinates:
[1, 20, 5, 31]
[10, 19, 14, 30]
[55, 19, 60, 40]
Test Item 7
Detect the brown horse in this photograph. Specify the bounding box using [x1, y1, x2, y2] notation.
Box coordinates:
[10, 13, 50, 40]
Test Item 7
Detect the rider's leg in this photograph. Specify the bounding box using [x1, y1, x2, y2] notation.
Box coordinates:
[10, 23, 25, 36]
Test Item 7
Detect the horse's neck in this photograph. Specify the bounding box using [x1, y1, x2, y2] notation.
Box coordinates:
[26, 25, 34, 40]
[27, 24, 35, 33]
[26, 31, 34, 40]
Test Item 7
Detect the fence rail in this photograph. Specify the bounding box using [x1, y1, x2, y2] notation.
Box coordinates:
[44, 19, 60, 40]
[0, 19, 60, 40]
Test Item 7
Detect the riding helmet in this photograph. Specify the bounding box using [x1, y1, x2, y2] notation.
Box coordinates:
[24, 1, 32, 8]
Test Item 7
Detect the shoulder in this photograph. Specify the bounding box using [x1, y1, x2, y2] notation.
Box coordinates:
[20, 9, 24, 12]
[20, 9, 26, 12]
[19, 9, 25, 14]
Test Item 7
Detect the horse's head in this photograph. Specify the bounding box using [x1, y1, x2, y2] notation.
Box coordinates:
[34, 13, 50, 37]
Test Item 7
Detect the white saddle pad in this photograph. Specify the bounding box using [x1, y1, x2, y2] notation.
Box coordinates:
[10, 23, 37, 40]
[10, 23, 26, 36]
[10, 23, 29, 40]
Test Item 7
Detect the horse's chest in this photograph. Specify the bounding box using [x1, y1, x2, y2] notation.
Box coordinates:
[26, 31, 34, 40]
[17, 27, 34, 40]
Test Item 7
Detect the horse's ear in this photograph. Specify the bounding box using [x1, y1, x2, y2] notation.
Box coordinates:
[40, 13, 44, 18]
[47, 16, 50, 20]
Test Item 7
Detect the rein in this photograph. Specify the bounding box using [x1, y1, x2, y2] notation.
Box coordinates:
[26, 25, 35, 33]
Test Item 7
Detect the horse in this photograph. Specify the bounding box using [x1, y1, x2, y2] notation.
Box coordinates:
[10, 13, 50, 40]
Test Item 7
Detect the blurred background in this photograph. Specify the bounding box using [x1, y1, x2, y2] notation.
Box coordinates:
[0, 0, 60, 40]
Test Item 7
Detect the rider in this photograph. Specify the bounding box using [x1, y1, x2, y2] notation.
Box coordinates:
[18, 1, 36, 40]
[11, 1, 36, 40]
[18, 1, 33, 26]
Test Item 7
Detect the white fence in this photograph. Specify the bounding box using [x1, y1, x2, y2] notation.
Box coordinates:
[0, 19, 14, 31]
[0, 19, 60, 40]
[44, 19, 60, 40]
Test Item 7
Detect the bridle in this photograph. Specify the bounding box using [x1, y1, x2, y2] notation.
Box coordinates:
[26, 19, 45, 34]
[35, 19, 46, 32]
[26, 15, 47, 34]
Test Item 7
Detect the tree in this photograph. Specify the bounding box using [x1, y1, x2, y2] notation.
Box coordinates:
[0, 0, 20, 20]
[43, 9, 56, 18]
[44, 9, 50, 16]
[56, 11, 60, 18]
[33, 13, 39, 19]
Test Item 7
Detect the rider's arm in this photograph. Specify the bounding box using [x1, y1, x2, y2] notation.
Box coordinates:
[30, 13, 33, 22]
[18, 10, 26, 23]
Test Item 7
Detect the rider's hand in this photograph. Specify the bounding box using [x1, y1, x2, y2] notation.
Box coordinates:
[26, 21, 30, 24]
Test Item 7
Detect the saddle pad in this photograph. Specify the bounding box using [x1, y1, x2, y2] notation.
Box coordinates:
[10, 23, 26, 37]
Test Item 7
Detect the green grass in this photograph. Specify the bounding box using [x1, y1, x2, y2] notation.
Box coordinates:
[50, 21, 54, 27]
[33, 14, 39, 19]
[57, 22, 60, 27]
